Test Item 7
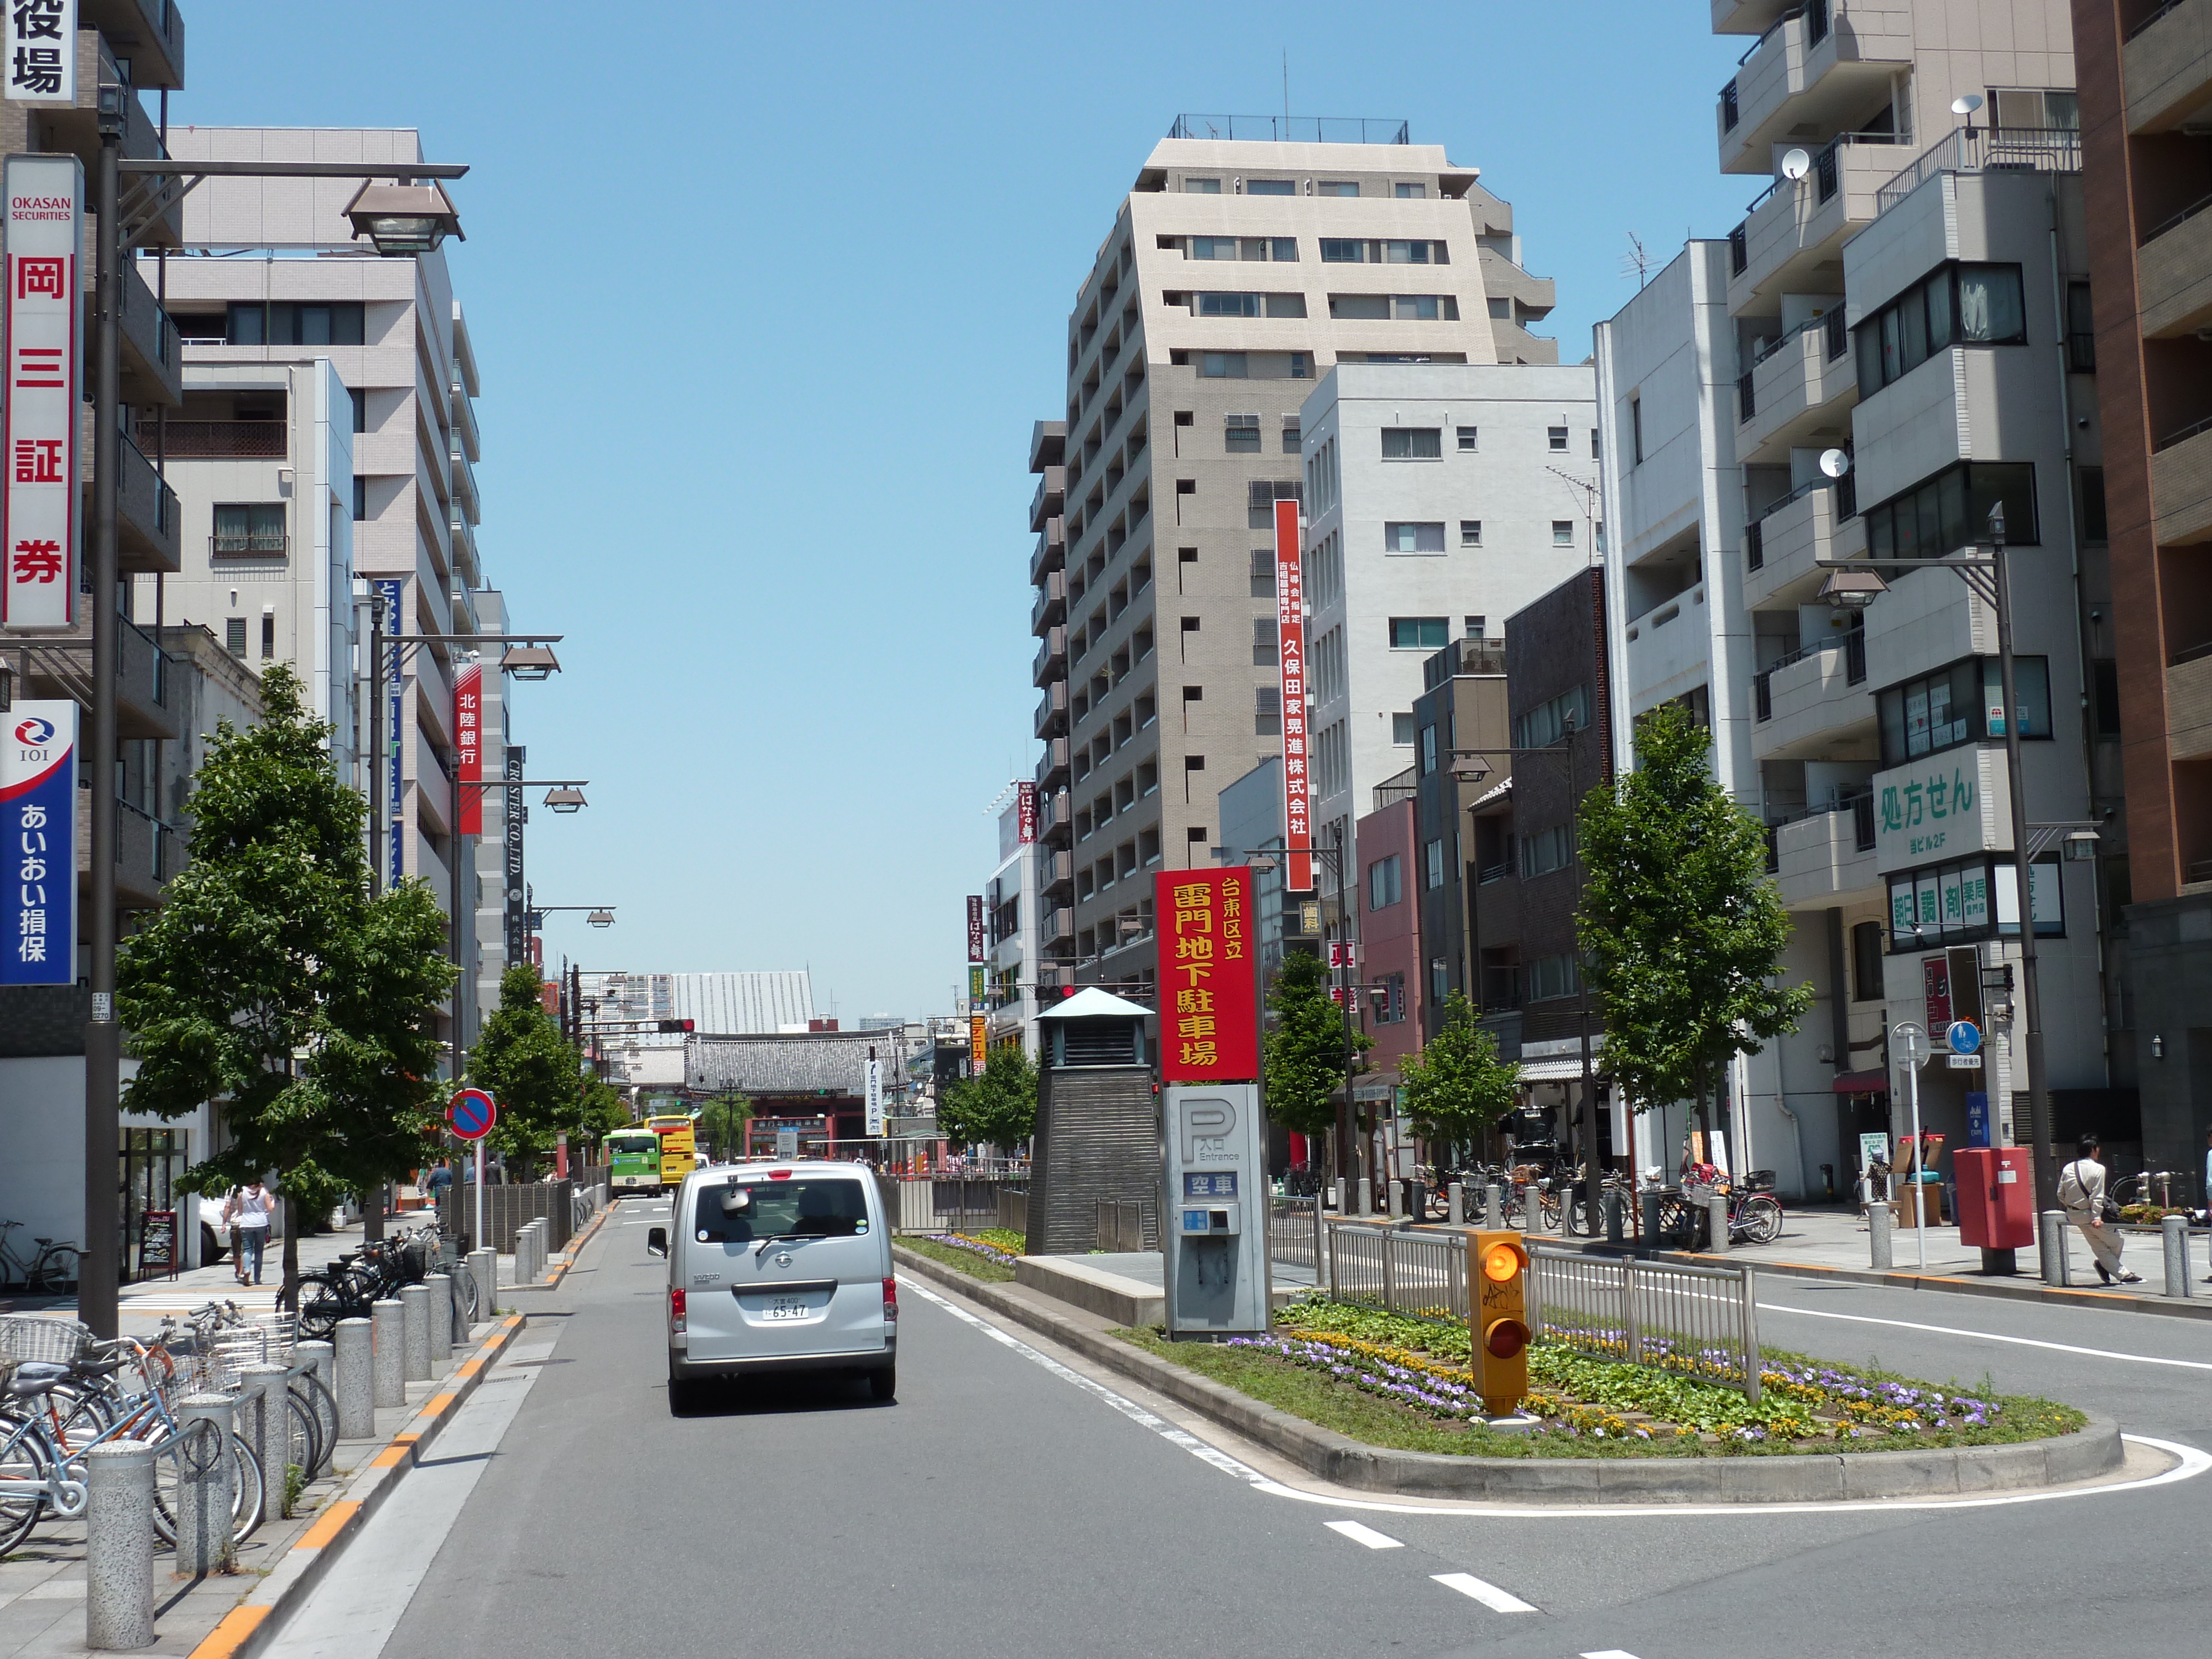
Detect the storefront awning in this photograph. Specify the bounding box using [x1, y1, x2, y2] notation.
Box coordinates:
[1516, 1056, 1603, 1083]
[1832, 1068, 1890, 1094]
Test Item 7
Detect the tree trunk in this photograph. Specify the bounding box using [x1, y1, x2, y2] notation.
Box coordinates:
[279, 1196, 301, 1313]
[362, 1184, 385, 1242]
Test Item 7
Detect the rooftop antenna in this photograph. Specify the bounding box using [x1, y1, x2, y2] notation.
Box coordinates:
[1282, 52, 1290, 134]
[1621, 232, 1651, 289]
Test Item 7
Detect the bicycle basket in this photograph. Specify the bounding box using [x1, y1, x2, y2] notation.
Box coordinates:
[0, 1315, 95, 1366]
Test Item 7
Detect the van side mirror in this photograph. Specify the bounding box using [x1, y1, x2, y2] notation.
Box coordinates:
[646, 1226, 668, 1259]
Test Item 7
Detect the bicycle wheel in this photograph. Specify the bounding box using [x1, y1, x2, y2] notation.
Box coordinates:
[150, 1428, 265, 1546]
[29, 1246, 80, 1295]
[282, 1392, 318, 1500]
[293, 1373, 338, 1475]
[1744, 1195, 1784, 1244]
[450, 1265, 480, 1330]
[1538, 1190, 1562, 1232]
[0, 1417, 51, 1554]
[296, 1277, 348, 1342]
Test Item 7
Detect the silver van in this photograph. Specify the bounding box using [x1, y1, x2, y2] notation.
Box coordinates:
[648, 1161, 896, 1408]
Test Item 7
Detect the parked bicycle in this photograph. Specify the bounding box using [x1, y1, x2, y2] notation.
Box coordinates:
[0, 1222, 81, 1295]
[296, 1222, 476, 1340]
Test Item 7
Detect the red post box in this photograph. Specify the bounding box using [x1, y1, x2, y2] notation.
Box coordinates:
[1954, 1146, 2034, 1269]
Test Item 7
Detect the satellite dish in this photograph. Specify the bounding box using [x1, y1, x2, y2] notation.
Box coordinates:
[1780, 148, 1812, 181]
[1819, 448, 1852, 479]
[1951, 93, 1984, 116]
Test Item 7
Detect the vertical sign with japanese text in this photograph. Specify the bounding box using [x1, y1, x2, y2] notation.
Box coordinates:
[1017, 781, 1037, 845]
[453, 662, 482, 834]
[966, 894, 985, 964]
[3, 1, 75, 105]
[1156, 868, 1260, 1082]
[3, 700, 75, 984]
[502, 744, 526, 967]
[1274, 498, 1312, 891]
[1, 154, 80, 631]
[969, 1012, 988, 1077]
[864, 1056, 884, 1137]
[375, 578, 405, 890]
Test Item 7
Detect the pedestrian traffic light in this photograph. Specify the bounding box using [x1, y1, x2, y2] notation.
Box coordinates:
[1470, 1230, 1531, 1414]
[656, 1019, 695, 1033]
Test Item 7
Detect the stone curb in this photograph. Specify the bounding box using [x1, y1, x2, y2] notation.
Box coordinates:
[184, 1312, 531, 1659]
[893, 1245, 2124, 1505]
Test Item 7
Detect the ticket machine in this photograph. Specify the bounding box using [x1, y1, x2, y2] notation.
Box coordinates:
[1161, 1083, 1271, 1337]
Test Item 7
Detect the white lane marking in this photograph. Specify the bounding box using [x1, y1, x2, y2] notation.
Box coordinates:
[900, 1274, 2212, 1519]
[1432, 1572, 1537, 1613]
[1582, 1651, 1644, 1658]
[1323, 1519, 1403, 1550]
[1759, 1302, 2212, 1372]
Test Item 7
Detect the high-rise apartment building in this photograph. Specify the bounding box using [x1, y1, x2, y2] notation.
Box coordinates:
[980, 787, 1042, 1060]
[2070, 0, 2212, 1170]
[1596, 2, 2120, 1197]
[1030, 123, 1561, 1003]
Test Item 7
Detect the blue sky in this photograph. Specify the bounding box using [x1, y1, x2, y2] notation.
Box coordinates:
[180, 2, 1752, 1021]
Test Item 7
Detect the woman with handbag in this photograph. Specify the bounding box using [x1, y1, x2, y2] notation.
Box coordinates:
[2057, 1135, 2139, 1285]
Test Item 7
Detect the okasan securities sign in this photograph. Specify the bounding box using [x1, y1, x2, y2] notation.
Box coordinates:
[1871, 747, 2010, 874]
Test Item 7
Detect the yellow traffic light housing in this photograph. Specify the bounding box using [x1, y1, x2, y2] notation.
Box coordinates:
[1470, 1230, 1531, 1413]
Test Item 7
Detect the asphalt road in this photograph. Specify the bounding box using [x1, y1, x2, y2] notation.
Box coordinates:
[268, 1201, 2212, 1659]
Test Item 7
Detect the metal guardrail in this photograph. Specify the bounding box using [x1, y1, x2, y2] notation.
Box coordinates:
[1326, 1223, 1468, 1322]
[1526, 1246, 1762, 1402]
[1268, 1195, 1326, 1285]
[889, 1175, 1027, 1235]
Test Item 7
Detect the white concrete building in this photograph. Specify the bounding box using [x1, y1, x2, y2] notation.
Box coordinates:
[982, 787, 1042, 1061]
[1300, 362, 1598, 852]
[1594, 2, 2115, 1197]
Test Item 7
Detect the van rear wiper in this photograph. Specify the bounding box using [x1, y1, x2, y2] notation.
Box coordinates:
[754, 1232, 812, 1259]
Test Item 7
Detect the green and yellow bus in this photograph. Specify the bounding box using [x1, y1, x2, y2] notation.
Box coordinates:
[607, 1129, 665, 1198]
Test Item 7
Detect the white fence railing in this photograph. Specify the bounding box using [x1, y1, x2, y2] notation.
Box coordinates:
[1526, 1245, 1762, 1402]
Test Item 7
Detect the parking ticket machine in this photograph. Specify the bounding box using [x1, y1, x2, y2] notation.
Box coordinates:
[1161, 1083, 1271, 1337]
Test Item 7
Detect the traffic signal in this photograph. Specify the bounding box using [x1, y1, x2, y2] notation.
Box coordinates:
[1470, 1230, 1531, 1413]
[656, 1019, 695, 1034]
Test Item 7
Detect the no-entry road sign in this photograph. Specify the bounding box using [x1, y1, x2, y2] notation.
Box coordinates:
[448, 1087, 498, 1141]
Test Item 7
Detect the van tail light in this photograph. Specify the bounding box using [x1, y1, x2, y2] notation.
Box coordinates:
[669, 1287, 687, 1334]
[881, 1277, 898, 1321]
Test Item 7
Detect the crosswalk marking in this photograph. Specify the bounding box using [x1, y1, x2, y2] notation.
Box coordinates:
[1431, 1572, 1536, 1613]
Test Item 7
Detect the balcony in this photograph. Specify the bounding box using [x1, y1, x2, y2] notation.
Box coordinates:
[1032, 625, 1068, 688]
[43, 40, 178, 243]
[1042, 787, 1072, 848]
[1030, 516, 1066, 585]
[1718, 2, 1913, 176]
[116, 259, 180, 408]
[14, 615, 176, 742]
[82, 0, 187, 90]
[1039, 737, 1071, 789]
[2138, 193, 2212, 340]
[1738, 312, 1855, 462]
[1752, 640, 1876, 762]
[1729, 133, 1911, 310]
[450, 381, 481, 462]
[140, 419, 285, 460]
[2152, 420, 2212, 545]
[1032, 568, 1067, 635]
[1773, 794, 1882, 910]
[1041, 906, 1075, 951]
[1713, 0, 1793, 32]
[2123, 0, 2212, 135]
[1622, 584, 1710, 702]
[112, 798, 173, 910]
[116, 431, 181, 575]
[1035, 677, 1069, 739]
[1029, 466, 1065, 533]
[2168, 649, 2212, 760]
[1745, 481, 1865, 611]
[449, 446, 480, 526]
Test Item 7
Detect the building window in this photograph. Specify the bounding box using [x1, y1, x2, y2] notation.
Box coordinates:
[1368, 854, 1402, 910]
[1319, 181, 1359, 197]
[1552, 520, 1574, 546]
[1201, 352, 1248, 378]
[211, 503, 285, 556]
[1420, 724, 1438, 775]
[1520, 822, 1573, 879]
[1392, 712, 1415, 745]
[1513, 684, 1592, 749]
[1251, 616, 1279, 664]
[1547, 425, 1568, 452]
[1225, 413, 1261, 453]
[1430, 956, 1450, 1000]
[1528, 952, 1579, 1001]
[1375, 972, 1406, 1022]
[1854, 263, 2027, 396]
[1198, 291, 1263, 317]
[1384, 521, 1446, 554]
[1255, 686, 1281, 735]
[1391, 617, 1448, 650]
[2093, 658, 2121, 737]
[225, 617, 247, 657]
[260, 613, 275, 660]
[352, 476, 367, 521]
[225, 300, 365, 347]
[1591, 429, 1601, 458]
[1460, 520, 1483, 547]
[1877, 655, 2052, 765]
[1887, 855, 2062, 948]
[1290, 352, 1311, 379]
[1184, 178, 1221, 194]
[2066, 280, 2096, 372]
[1381, 427, 1442, 460]
[349, 388, 368, 434]
[1864, 462, 2039, 557]
[2079, 467, 2107, 542]
[1383, 239, 1433, 264]
[1630, 395, 1643, 465]
[1281, 417, 1300, 453]
[1851, 920, 1885, 1001]
[1249, 547, 1277, 596]
[1395, 182, 1426, 199]
[1465, 615, 1486, 639]
[1319, 238, 1366, 263]
[1425, 838, 1446, 889]
[1248, 479, 1300, 529]
[1457, 425, 1478, 452]
[1248, 179, 1295, 196]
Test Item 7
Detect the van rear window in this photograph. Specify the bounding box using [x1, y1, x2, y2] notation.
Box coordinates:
[693, 1179, 869, 1244]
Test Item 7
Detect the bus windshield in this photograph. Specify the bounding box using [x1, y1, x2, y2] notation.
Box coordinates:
[606, 1134, 657, 1161]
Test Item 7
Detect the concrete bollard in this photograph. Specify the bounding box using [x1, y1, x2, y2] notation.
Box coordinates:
[1484, 1183, 1504, 1229]
[1640, 1188, 1662, 1246]
[468, 1247, 496, 1323]
[1605, 1190, 1626, 1245]
[2039, 1208, 2070, 1286]
[295, 1339, 333, 1410]
[1384, 1178, 1401, 1220]
[401, 1283, 433, 1380]
[2162, 1214, 2193, 1298]
[84, 1441, 154, 1650]
[425, 1274, 453, 1363]
[333, 1319, 374, 1440]
[172, 1395, 235, 1578]
[1707, 1192, 1731, 1253]
[1447, 1182, 1465, 1226]
[236, 1364, 288, 1524]
[371, 1299, 406, 1409]
[1869, 1201, 1894, 1269]
[1356, 1177, 1373, 1217]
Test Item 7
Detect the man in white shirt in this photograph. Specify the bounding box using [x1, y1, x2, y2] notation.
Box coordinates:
[2057, 1135, 2138, 1286]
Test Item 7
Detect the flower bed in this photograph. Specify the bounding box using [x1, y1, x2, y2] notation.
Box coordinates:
[895, 1231, 1027, 1282]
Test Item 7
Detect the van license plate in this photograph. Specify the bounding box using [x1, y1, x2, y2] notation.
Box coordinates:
[764, 1297, 811, 1319]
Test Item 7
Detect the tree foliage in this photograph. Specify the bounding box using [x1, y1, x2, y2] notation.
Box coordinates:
[467, 966, 586, 1180]
[1576, 703, 1813, 1133]
[1397, 992, 1520, 1149]
[937, 1044, 1038, 1152]
[1263, 950, 1371, 1138]
[117, 664, 455, 1306]
[695, 1091, 754, 1160]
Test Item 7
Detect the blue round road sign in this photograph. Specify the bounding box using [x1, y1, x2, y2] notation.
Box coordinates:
[1945, 1020, 1983, 1056]
[448, 1087, 497, 1141]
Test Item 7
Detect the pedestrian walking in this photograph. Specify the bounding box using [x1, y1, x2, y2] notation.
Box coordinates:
[223, 1177, 273, 1288]
[426, 1162, 453, 1201]
[2057, 1135, 2139, 1286]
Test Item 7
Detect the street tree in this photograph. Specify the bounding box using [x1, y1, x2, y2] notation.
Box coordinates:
[1576, 702, 1813, 1154]
[1264, 949, 1372, 1142]
[468, 965, 585, 1181]
[937, 1044, 1038, 1154]
[117, 664, 455, 1307]
[1397, 992, 1520, 1158]
[695, 1091, 754, 1160]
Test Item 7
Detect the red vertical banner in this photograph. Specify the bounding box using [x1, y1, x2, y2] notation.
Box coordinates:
[453, 662, 483, 833]
[1156, 867, 1260, 1082]
[1274, 497, 1312, 891]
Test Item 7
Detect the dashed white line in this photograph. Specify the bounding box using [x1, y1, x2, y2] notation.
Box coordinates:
[1581, 1650, 1644, 1658]
[1323, 1519, 1402, 1550]
[1431, 1572, 1537, 1613]
[1759, 1302, 2212, 1372]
